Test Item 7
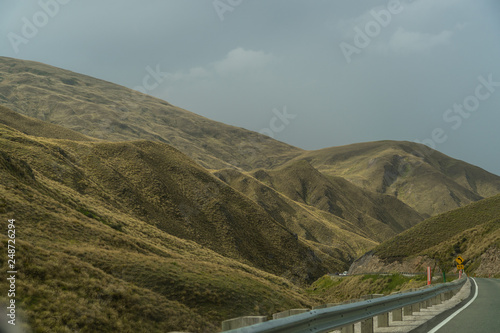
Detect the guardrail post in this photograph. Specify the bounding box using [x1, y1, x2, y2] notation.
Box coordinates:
[360, 317, 374, 333]
[420, 301, 427, 309]
[432, 296, 440, 305]
[377, 313, 389, 327]
[404, 305, 412, 315]
[341, 324, 354, 333]
[392, 308, 403, 321]
[412, 302, 421, 313]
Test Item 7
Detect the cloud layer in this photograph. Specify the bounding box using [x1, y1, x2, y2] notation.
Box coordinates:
[1, 0, 499, 175]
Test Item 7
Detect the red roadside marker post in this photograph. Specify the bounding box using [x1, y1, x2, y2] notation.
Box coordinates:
[456, 256, 464, 279]
[427, 266, 431, 285]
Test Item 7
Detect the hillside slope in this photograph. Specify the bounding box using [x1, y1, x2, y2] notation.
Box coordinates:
[216, 160, 423, 247]
[350, 194, 500, 277]
[253, 160, 423, 239]
[1, 57, 500, 331]
[0, 104, 93, 141]
[0, 116, 330, 282]
[0, 116, 331, 332]
[2, 57, 499, 220]
[214, 168, 378, 261]
[0, 56, 301, 170]
[292, 141, 500, 216]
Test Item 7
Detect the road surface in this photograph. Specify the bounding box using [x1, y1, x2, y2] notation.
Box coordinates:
[431, 278, 500, 332]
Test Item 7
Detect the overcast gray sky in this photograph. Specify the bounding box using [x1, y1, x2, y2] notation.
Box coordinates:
[1, 0, 499, 175]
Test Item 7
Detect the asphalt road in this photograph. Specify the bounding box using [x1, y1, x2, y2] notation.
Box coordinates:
[432, 278, 500, 332]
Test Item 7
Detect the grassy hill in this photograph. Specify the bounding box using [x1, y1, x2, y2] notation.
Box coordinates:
[214, 168, 378, 261]
[1, 57, 499, 220]
[0, 113, 333, 280]
[0, 104, 93, 141]
[216, 160, 423, 250]
[350, 194, 500, 277]
[0, 115, 329, 332]
[252, 159, 423, 239]
[307, 273, 431, 305]
[0, 56, 301, 171]
[0, 107, 428, 333]
[2, 56, 500, 331]
[292, 141, 500, 216]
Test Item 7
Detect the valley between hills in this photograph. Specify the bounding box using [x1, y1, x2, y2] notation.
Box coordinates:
[1, 57, 499, 332]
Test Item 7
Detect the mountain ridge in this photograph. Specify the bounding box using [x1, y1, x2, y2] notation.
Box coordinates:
[350, 193, 500, 277]
[2, 56, 500, 332]
[2, 56, 498, 220]
[290, 141, 500, 216]
[0, 116, 324, 331]
[0, 56, 302, 171]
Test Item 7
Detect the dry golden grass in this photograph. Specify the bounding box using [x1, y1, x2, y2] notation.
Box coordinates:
[0, 105, 93, 141]
[291, 141, 500, 216]
[307, 274, 430, 304]
[0, 56, 302, 171]
[3, 56, 497, 220]
[2, 56, 500, 332]
[371, 194, 500, 276]
[0, 122, 321, 332]
[214, 167, 378, 262]
[254, 159, 423, 239]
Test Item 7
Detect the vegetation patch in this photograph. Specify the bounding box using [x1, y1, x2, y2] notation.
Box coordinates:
[306, 274, 429, 304]
[60, 77, 79, 86]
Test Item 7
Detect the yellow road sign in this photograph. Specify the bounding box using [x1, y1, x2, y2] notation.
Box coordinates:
[457, 264, 464, 270]
[456, 256, 464, 264]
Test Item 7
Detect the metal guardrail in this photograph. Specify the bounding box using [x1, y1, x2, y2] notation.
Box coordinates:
[341, 272, 460, 277]
[223, 276, 467, 333]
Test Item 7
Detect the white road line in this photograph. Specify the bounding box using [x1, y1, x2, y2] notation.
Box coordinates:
[428, 278, 479, 333]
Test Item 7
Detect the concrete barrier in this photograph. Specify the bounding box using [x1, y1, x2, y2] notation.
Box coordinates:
[377, 312, 389, 327]
[392, 307, 403, 321]
[221, 316, 267, 331]
[341, 324, 354, 333]
[361, 317, 374, 333]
